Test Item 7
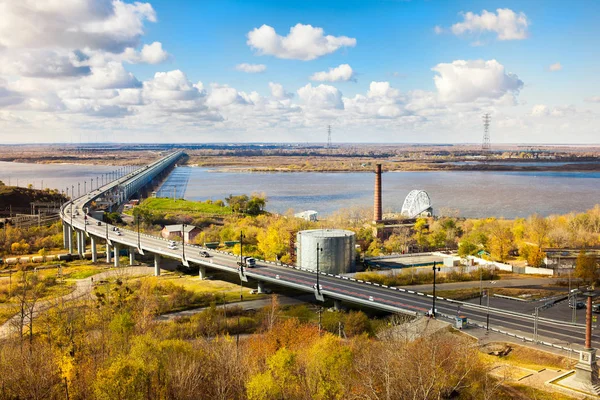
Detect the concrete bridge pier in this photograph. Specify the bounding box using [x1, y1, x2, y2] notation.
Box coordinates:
[334, 299, 343, 311]
[91, 236, 97, 263]
[68, 225, 74, 254]
[106, 243, 112, 264]
[113, 243, 120, 267]
[129, 248, 135, 266]
[154, 253, 161, 276]
[76, 229, 83, 257]
[257, 281, 266, 294]
[199, 266, 206, 280]
[79, 230, 86, 257]
[62, 223, 68, 249]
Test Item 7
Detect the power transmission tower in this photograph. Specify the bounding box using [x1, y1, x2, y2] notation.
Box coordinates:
[482, 114, 491, 150]
[326, 125, 332, 149]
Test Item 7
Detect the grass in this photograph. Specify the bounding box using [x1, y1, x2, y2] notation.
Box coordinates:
[138, 198, 232, 215]
[161, 275, 267, 304]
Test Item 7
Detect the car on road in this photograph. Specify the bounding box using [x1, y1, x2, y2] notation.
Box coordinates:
[569, 301, 585, 309]
[115, 231, 122, 236]
[168, 244, 177, 250]
[593, 304, 600, 313]
[245, 257, 256, 267]
[200, 251, 211, 258]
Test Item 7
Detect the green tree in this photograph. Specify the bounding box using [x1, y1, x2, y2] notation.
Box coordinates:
[247, 348, 303, 400]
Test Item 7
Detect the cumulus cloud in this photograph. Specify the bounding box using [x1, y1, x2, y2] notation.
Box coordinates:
[451, 8, 529, 41]
[297, 83, 344, 109]
[0, 80, 25, 108]
[269, 82, 293, 99]
[432, 59, 523, 103]
[530, 104, 549, 117]
[235, 63, 267, 73]
[0, 50, 91, 78]
[310, 64, 354, 82]
[585, 96, 600, 103]
[548, 62, 562, 72]
[84, 62, 141, 89]
[434, 26, 443, 34]
[143, 70, 204, 101]
[246, 23, 356, 61]
[206, 85, 247, 108]
[138, 42, 169, 64]
[0, 0, 156, 52]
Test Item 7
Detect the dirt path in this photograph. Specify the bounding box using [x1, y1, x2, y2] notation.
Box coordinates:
[0, 266, 153, 339]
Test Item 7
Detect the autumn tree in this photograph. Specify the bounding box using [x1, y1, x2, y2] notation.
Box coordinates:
[575, 250, 598, 285]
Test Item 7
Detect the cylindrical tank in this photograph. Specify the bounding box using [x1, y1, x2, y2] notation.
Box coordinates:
[296, 229, 356, 274]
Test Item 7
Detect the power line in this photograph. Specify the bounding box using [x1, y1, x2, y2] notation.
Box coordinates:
[482, 113, 491, 150]
[326, 125, 332, 149]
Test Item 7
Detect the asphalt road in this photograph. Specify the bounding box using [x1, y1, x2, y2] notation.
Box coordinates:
[62, 152, 595, 351]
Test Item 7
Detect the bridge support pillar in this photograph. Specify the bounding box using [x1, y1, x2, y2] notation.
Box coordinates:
[129, 248, 135, 266]
[75, 230, 83, 257]
[113, 244, 120, 267]
[198, 266, 206, 280]
[91, 236, 97, 263]
[154, 253, 161, 276]
[68, 225, 74, 254]
[62, 223, 68, 249]
[80, 230, 86, 257]
[257, 281, 265, 294]
[106, 243, 112, 264]
[333, 299, 343, 311]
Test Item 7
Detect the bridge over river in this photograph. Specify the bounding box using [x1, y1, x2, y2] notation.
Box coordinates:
[60, 151, 592, 353]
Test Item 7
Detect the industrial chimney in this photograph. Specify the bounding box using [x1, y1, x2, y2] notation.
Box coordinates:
[374, 164, 382, 222]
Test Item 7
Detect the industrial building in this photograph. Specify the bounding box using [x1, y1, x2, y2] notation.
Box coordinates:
[296, 229, 356, 274]
[161, 224, 201, 244]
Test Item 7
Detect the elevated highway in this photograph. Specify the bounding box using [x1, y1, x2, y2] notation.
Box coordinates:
[60, 151, 593, 351]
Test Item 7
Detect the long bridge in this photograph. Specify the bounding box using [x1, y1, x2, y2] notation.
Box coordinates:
[60, 151, 591, 352]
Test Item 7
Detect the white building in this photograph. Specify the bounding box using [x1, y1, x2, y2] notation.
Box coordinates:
[294, 210, 318, 222]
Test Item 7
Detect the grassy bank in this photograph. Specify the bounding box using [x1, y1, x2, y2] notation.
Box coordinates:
[137, 197, 232, 215]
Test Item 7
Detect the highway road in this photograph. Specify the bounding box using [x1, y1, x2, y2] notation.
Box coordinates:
[61, 151, 594, 352]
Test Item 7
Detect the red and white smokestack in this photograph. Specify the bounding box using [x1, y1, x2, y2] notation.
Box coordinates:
[374, 164, 382, 222]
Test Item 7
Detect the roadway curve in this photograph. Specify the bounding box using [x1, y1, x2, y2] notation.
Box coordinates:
[60, 151, 592, 351]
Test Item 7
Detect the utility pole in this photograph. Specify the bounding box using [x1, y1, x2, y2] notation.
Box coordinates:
[316, 243, 323, 294]
[432, 262, 439, 317]
[181, 223, 186, 261]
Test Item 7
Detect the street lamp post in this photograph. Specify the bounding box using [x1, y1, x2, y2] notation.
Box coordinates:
[239, 231, 245, 301]
[479, 266, 483, 305]
[316, 243, 323, 294]
[137, 214, 141, 249]
[77, 183, 80, 197]
[486, 281, 496, 331]
[432, 262, 440, 318]
[182, 223, 186, 260]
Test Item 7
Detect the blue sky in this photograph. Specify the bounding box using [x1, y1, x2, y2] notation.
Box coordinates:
[0, 0, 598, 143]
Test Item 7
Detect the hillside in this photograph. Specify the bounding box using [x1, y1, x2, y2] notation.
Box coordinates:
[0, 183, 67, 213]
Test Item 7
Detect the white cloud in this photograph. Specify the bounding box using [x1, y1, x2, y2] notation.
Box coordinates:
[297, 83, 344, 109]
[548, 62, 562, 72]
[235, 63, 267, 73]
[143, 70, 203, 101]
[206, 85, 247, 108]
[585, 96, 600, 103]
[451, 8, 529, 41]
[432, 59, 523, 103]
[434, 26, 443, 34]
[0, 50, 91, 78]
[269, 82, 293, 99]
[246, 23, 356, 61]
[0, 0, 157, 52]
[84, 62, 141, 89]
[139, 42, 169, 64]
[310, 64, 354, 82]
[530, 104, 549, 117]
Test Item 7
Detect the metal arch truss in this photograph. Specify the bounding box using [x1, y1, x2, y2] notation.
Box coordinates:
[401, 190, 432, 218]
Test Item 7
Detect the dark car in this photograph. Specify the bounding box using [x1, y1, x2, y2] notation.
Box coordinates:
[200, 251, 211, 258]
[569, 301, 585, 309]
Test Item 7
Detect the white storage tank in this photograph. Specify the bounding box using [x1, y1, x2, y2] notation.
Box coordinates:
[296, 229, 356, 274]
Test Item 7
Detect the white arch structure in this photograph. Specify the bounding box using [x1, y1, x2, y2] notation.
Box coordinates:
[401, 190, 432, 218]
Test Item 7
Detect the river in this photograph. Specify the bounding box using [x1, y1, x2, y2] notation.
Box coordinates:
[0, 161, 124, 195]
[156, 167, 600, 219]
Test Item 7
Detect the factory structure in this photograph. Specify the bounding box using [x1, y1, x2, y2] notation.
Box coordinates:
[296, 229, 356, 274]
[372, 163, 433, 239]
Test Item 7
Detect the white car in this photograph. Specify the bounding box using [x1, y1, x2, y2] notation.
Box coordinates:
[115, 231, 123, 236]
[168, 244, 177, 250]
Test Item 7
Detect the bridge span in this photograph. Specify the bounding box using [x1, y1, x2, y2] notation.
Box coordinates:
[60, 151, 591, 351]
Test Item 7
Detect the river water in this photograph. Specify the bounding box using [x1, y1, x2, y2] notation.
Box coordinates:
[156, 167, 600, 219]
[0, 161, 124, 196]
[1, 161, 597, 219]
